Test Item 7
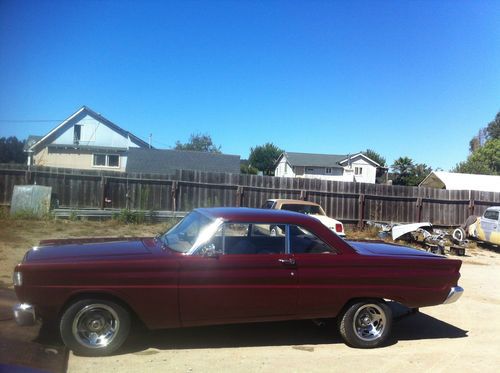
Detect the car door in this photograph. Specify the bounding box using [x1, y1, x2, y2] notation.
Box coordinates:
[178, 222, 298, 325]
[479, 209, 500, 244]
[288, 225, 347, 318]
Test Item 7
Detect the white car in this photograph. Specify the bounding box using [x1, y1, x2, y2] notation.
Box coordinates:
[262, 199, 345, 237]
[454, 206, 500, 245]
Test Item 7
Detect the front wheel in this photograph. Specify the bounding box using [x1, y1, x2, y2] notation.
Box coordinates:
[338, 300, 392, 348]
[60, 299, 131, 356]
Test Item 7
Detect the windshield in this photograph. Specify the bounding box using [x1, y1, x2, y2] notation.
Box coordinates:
[281, 203, 325, 215]
[161, 211, 215, 253]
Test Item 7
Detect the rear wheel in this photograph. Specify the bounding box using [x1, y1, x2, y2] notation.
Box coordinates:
[338, 300, 392, 348]
[60, 299, 130, 356]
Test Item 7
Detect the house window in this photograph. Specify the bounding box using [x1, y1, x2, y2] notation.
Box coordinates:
[93, 154, 106, 166]
[108, 155, 119, 167]
[355, 167, 363, 175]
[93, 154, 120, 168]
[306, 168, 315, 173]
[284, 163, 288, 172]
[74, 125, 81, 145]
[326, 167, 332, 174]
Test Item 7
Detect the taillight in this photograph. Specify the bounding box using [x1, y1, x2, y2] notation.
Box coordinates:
[335, 223, 343, 233]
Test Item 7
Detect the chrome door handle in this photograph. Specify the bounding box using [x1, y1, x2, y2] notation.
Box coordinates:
[278, 258, 296, 265]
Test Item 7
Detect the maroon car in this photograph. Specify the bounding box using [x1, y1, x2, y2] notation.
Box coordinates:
[13, 207, 463, 355]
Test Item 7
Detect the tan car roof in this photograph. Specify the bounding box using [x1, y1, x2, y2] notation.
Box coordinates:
[272, 199, 320, 208]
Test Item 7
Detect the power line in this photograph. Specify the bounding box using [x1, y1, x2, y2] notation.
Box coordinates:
[0, 119, 63, 123]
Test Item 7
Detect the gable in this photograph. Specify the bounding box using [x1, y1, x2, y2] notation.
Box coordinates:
[53, 114, 138, 148]
[339, 153, 380, 167]
[30, 106, 149, 151]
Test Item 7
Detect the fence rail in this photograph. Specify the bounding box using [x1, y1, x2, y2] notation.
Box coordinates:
[1, 164, 499, 227]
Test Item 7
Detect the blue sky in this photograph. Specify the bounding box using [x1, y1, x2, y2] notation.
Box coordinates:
[0, 0, 499, 170]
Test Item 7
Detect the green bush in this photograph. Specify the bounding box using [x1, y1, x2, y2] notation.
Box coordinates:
[112, 209, 146, 224]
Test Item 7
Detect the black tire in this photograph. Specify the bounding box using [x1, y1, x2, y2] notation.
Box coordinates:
[338, 300, 392, 348]
[60, 298, 131, 356]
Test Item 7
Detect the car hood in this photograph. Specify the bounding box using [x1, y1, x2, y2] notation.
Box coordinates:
[25, 238, 153, 262]
[347, 240, 441, 258]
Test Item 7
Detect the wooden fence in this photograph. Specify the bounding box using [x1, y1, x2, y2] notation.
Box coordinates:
[1, 164, 499, 227]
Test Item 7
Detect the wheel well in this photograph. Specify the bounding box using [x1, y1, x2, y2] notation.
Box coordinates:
[338, 297, 388, 316]
[58, 292, 143, 326]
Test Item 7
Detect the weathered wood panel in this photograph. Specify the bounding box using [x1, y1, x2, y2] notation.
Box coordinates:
[0, 164, 499, 226]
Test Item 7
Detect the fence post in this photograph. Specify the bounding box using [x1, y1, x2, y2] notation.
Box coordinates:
[236, 186, 244, 207]
[24, 170, 32, 184]
[300, 190, 307, 200]
[99, 176, 105, 209]
[171, 181, 178, 211]
[416, 197, 423, 222]
[468, 198, 475, 216]
[358, 194, 365, 229]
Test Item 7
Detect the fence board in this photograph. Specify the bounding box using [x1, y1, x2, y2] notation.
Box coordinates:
[1, 164, 499, 226]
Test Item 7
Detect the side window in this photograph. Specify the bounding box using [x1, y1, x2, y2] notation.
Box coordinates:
[223, 223, 285, 255]
[484, 210, 499, 221]
[289, 225, 336, 254]
[261, 201, 275, 209]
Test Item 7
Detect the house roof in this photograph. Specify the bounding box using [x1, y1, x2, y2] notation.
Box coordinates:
[47, 144, 128, 153]
[27, 106, 150, 151]
[126, 148, 241, 174]
[419, 171, 500, 193]
[281, 152, 347, 168]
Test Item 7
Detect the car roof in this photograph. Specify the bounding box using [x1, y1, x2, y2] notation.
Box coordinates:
[195, 207, 317, 223]
[485, 206, 500, 212]
[268, 199, 320, 206]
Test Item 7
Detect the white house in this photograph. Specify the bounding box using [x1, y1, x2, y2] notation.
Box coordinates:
[25, 106, 150, 172]
[419, 171, 500, 193]
[274, 152, 380, 184]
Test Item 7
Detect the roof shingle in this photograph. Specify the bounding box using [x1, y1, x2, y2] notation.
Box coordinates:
[126, 148, 240, 174]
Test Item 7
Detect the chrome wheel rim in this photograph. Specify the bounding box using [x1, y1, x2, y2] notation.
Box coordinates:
[352, 304, 387, 342]
[72, 304, 120, 349]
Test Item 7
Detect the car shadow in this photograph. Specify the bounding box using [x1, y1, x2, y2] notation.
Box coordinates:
[391, 312, 468, 342]
[117, 310, 468, 355]
[119, 319, 337, 354]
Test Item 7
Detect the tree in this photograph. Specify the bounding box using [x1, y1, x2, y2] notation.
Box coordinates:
[467, 111, 499, 153]
[410, 163, 433, 186]
[0, 136, 26, 164]
[240, 159, 258, 174]
[456, 111, 500, 175]
[469, 128, 488, 153]
[362, 149, 386, 167]
[486, 112, 500, 140]
[248, 143, 283, 175]
[174, 133, 221, 153]
[391, 156, 432, 186]
[453, 138, 500, 175]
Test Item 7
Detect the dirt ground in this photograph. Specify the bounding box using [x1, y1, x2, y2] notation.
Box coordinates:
[1, 219, 500, 372]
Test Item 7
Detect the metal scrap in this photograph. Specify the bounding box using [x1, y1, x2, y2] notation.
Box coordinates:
[366, 221, 467, 256]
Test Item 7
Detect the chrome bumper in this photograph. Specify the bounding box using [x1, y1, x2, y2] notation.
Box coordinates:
[443, 286, 464, 304]
[13, 303, 36, 326]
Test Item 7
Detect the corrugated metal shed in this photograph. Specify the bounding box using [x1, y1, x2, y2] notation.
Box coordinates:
[419, 171, 500, 192]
